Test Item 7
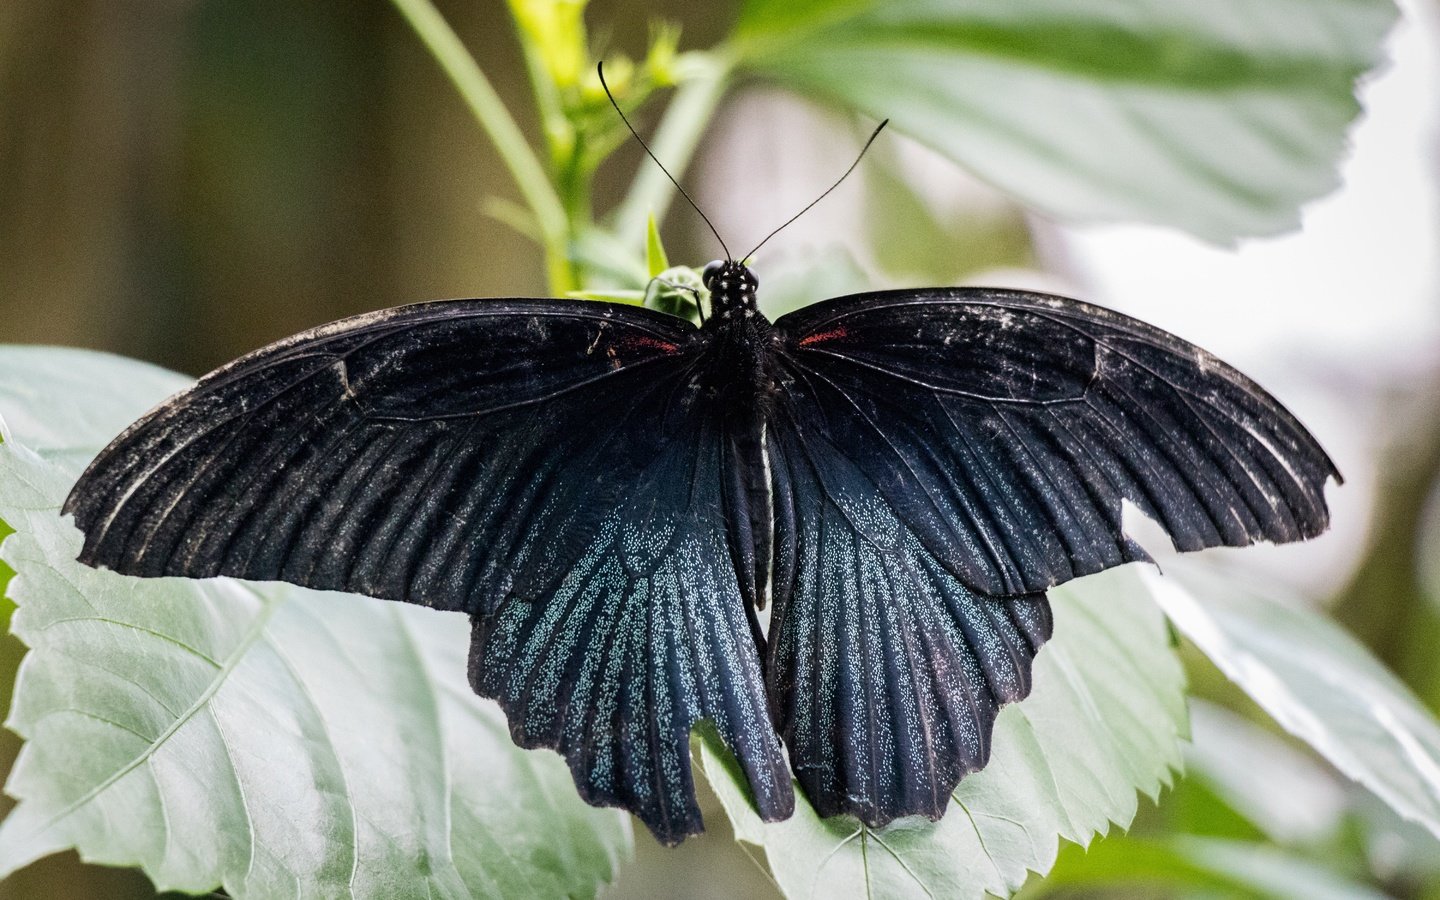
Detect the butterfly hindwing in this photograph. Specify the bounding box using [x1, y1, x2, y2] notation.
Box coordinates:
[767, 396, 1053, 824]
[469, 406, 792, 844]
[772, 288, 1339, 598]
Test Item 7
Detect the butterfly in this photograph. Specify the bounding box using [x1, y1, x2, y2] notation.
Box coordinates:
[62, 253, 1339, 845]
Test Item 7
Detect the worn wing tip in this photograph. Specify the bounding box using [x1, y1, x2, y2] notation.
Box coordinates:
[648, 818, 707, 848]
[497, 709, 710, 846]
[739, 776, 796, 831]
[73, 546, 110, 572]
[763, 785, 797, 823]
[869, 804, 953, 830]
[796, 748, 987, 829]
[69, 525, 124, 576]
[468, 617, 741, 849]
[689, 719, 797, 829]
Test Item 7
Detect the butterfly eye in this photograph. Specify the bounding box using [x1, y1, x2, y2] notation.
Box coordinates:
[745, 269, 759, 291]
[702, 260, 724, 289]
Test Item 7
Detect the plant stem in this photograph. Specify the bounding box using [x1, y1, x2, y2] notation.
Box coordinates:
[388, 0, 576, 293]
[612, 54, 732, 249]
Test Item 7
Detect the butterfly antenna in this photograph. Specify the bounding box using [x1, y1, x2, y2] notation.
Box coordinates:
[598, 62, 731, 261]
[742, 119, 888, 262]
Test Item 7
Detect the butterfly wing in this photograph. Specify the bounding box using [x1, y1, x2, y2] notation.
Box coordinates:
[64, 297, 793, 843]
[470, 402, 793, 844]
[772, 288, 1339, 598]
[68, 298, 683, 609]
[766, 406, 1053, 823]
[763, 286, 1337, 823]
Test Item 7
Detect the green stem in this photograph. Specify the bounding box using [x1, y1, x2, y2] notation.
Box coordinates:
[388, 0, 576, 293]
[612, 54, 732, 248]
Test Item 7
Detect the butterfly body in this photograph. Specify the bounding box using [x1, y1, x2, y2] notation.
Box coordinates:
[64, 271, 1338, 845]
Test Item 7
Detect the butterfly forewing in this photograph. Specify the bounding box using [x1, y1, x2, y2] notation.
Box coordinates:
[67, 300, 689, 609]
[772, 288, 1340, 599]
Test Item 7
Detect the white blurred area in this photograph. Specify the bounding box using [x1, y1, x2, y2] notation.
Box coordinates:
[702, 0, 1438, 599]
[1061, 2, 1439, 374]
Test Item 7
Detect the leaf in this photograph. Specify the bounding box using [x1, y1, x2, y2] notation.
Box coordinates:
[0, 345, 179, 630]
[1168, 838, 1390, 900]
[645, 212, 670, 278]
[0, 346, 632, 896]
[1038, 835, 1390, 900]
[703, 568, 1187, 899]
[643, 264, 707, 322]
[1147, 561, 1440, 845]
[1183, 701, 1346, 846]
[0, 550, 11, 629]
[0, 346, 190, 468]
[732, 0, 1397, 242]
[567, 288, 648, 304]
[862, 148, 1032, 285]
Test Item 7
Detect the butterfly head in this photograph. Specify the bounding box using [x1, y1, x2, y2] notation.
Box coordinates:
[702, 260, 759, 319]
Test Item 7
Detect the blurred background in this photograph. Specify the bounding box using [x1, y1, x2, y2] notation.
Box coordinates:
[1, 0, 1437, 897]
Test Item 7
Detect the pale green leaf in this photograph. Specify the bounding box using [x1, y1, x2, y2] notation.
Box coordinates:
[1170, 837, 1390, 900]
[1036, 835, 1390, 900]
[645, 213, 671, 278]
[733, 0, 1397, 242]
[1184, 701, 1345, 846]
[567, 288, 648, 304]
[704, 568, 1188, 899]
[1148, 561, 1440, 845]
[0, 345, 189, 466]
[0, 346, 632, 896]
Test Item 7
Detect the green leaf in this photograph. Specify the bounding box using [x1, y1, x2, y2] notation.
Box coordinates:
[1183, 701, 1345, 846]
[1170, 837, 1389, 900]
[1149, 561, 1440, 846]
[567, 288, 648, 305]
[733, 0, 1397, 242]
[570, 225, 648, 288]
[0, 542, 12, 628]
[0, 346, 189, 468]
[0, 345, 180, 628]
[645, 213, 671, 278]
[703, 568, 1187, 899]
[642, 265, 706, 323]
[1038, 835, 1389, 900]
[0, 347, 631, 896]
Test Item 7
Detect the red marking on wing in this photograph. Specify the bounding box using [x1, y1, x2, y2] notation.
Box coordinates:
[619, 335, 681, 355]
[798, 327, 849, 348]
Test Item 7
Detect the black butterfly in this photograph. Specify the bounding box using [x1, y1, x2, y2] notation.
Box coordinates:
[63, 255, 1338, 845]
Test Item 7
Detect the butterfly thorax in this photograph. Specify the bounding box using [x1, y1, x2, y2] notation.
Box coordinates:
[701, 259, 761, 322]
[697, 260, 777, 408]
